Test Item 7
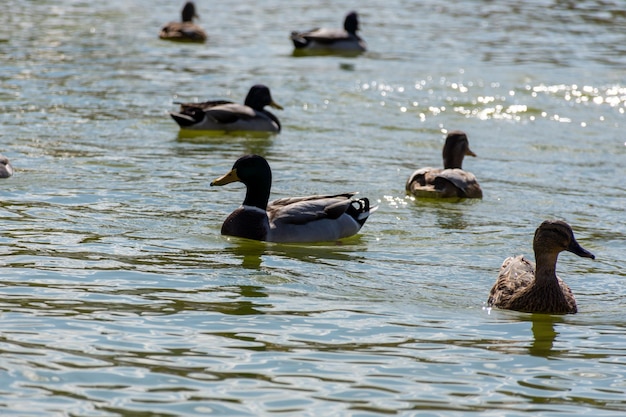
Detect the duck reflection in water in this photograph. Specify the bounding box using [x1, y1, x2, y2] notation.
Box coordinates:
[227, 240, 266, 270]
[225, 236, 368, 271]
[527, 314, 562, 357]
[434, 205, 471, 230]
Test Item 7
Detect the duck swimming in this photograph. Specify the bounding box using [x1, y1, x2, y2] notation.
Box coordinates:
[210, 155, 375, 243]
[159, 2, 208, 43]
[487, 220, 595, 314]
[290, 11, 366, 56]
[170, 85, 283, 133]
[406, 130, 482, 199]
[0, 154, 13, 178]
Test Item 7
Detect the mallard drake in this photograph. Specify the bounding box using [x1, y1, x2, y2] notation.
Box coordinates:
[290, 11, 366, 55]
[210, 154, 375, 243]
[170, 85, 283, 133]
[487, 220, 595, 314]
[406, 130, 483, 199]
[0, 154, 13, 178]
[159, 2, 208, 43]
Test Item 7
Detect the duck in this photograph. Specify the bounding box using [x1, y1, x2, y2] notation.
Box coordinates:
[170, 85, 283, 133]
[159, 2, 208, 43]
[0, 154, 13, 178]
[405, 130, 483, 199]
[290, 11, 366, 55]
[487, 220, 595, 314]
[210, 154, 375, 243]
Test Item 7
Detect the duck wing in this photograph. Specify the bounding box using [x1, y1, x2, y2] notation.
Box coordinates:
[203, 103, 258, 124]
[268, 193, 358, 225]
[264, 193, 373, 243]
[160, 22, 207, 42]
[406, 167, 440, 189]
[170, 100, 236, 127]
[178, 23, 208, 42]
[172, 103, 255, 126]
[488, 255, 535, 307]
[435, 169, 482, 198]
[175, 100, 234, 112]
[298, 28, 351, 42]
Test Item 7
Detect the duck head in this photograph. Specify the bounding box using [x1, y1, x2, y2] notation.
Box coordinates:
[344, 12, 360, 34]
[211, 154, 272, 209]
[181, 2, 199, 22]
[533, 220, 595, 260]
[442, 130, 476, 169]
[244, 85, 283, 111]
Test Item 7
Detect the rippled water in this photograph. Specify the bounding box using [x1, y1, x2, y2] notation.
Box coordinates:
[1, 0, 625, 415]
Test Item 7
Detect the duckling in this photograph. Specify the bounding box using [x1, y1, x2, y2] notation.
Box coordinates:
[487, 220, 595, 314]
[406, 130, 482, 199]
[170, 85, 283, 133]
[290, 11, 366, 55]
[210, 154, 375, 243]
[159, 2, 208, 43]
[0, 154, 13, 178]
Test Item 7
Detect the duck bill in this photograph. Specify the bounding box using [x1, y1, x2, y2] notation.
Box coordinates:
[210, 168, 240, 186]
[270, 100, 283, 110]
[466, 148, 477, 157]
[567, 240, 595, 259]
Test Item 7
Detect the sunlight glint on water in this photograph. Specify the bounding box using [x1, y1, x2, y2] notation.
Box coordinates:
[0, 0, 625, 415]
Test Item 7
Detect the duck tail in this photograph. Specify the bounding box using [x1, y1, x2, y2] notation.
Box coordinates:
[290, 31, 308, 49]
[348, 197, 376, 226]
[169, 106, 207, 127]
[169, 112, 197, 127]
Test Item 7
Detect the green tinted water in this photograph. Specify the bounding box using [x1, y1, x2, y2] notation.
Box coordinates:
[1, 0, 625, 415]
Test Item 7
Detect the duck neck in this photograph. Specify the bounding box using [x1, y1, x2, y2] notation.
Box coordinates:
[533, 250, 560, 288]
[443, 154, 463, 170]
[242, 177, 271, 210]
[181, 4, 195, 22]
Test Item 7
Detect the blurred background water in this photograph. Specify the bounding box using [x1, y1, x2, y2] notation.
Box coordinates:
[1, 0, 625, 415]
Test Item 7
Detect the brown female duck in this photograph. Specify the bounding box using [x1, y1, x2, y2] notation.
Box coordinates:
[159, 2, 208, 43]
[487, 220, 595, 314]
[406, 130, 482, 199]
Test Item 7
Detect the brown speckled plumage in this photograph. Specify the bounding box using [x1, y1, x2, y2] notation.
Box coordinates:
[488, 220, 595, 314]
[159, 2, 207, 43]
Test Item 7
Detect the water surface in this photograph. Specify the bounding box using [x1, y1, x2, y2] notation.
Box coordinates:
[1, 0, 625, 415]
